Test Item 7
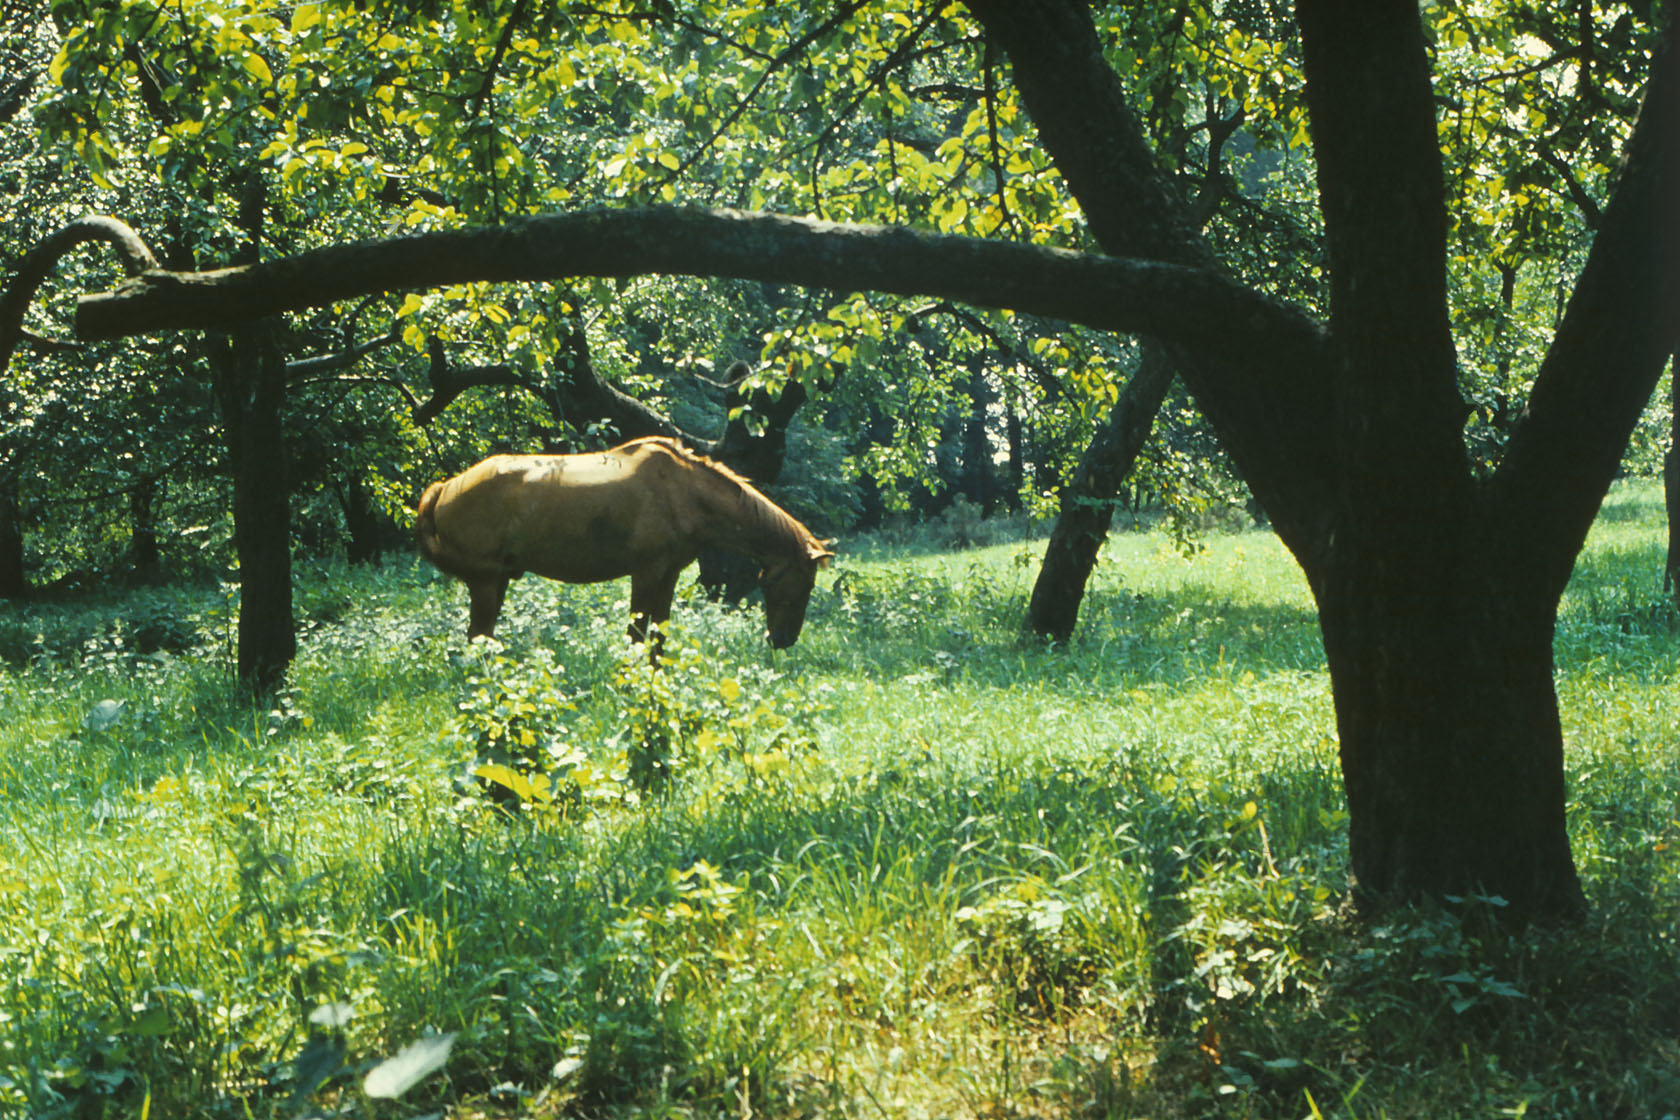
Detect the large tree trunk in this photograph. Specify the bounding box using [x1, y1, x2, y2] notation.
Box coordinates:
[1313, 531, 1583, 915]
[1025, 339, 1174, 641]
[209, 324, 295, 694]
[1289, 0, 1587, 918]
[963, 0, 1676, 919]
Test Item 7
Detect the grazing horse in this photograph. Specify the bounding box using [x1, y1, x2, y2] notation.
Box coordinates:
[415, 437, 834, 648]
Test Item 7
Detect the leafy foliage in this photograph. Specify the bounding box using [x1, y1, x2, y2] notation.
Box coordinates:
[8, 0, 1669, 594]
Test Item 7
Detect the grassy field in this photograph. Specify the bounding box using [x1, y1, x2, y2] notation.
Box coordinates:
[1, 483, 1677, 1118]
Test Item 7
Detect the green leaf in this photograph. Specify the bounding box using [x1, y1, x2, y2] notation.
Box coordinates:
[362, 1041, 453, 1101]
[129, 1004, 169, 1037]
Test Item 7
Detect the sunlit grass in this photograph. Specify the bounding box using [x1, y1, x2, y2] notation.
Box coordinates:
[1, 482, 1676, 1118]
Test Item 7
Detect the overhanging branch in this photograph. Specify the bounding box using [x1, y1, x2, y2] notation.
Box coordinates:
[1, 215, 158, 375]
[73, 206, 1324, 370]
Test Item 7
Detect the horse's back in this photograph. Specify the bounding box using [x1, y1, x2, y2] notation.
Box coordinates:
[422, 445, 679, 584]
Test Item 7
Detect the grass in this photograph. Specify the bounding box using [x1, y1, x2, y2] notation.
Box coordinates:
[0, 481, 1677, 1118]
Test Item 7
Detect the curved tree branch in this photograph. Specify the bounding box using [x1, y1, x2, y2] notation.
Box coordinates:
[72, 206, 1324, 372]
[280, 372, 423, 414]
[283, 330, 400, 378]
[467, 0, 528, 120]
[905, 300, 1069, 403]
[546, 316, 687, 442]
[1, 215, 159, 377]
[411, 334, 527, 426]
[1535, 136, 1604, 228]
[961, 0, 1336, 558]
[16, 327, 84, 354]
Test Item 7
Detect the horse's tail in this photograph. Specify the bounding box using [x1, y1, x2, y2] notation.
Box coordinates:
[414, 482, 447, 569]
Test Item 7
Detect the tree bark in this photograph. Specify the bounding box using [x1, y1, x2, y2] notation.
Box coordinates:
[340, 475, 383, 565]
[70, 209, 1323, 378]
[1025, 340, 1174, 641]
[0, 215, 157, 375]
[129, 476, 162, 583]
[959, 0, 1338, 555]
[1289, 0, 1584, 917]
[705, 364, 809, 482]
[0, 481, 24, 599]
[1314, 526, 1580, 914]
[1666, 354, 1679, 607]
[208, 324, 295, 694]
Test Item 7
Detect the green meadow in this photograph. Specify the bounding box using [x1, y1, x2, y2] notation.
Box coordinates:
[2, 483, 1676, 1118]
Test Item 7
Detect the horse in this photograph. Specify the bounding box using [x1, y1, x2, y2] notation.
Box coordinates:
[415, 437, 834, 648]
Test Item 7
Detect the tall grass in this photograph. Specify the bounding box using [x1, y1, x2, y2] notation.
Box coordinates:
[1, 482, 1676, 1118]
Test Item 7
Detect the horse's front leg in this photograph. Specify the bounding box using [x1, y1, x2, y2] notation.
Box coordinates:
[466, 577, 509, 639]
[628, 567, 682, 660]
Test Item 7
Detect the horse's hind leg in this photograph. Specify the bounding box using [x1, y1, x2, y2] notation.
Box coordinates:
[466, 577, 509, 639]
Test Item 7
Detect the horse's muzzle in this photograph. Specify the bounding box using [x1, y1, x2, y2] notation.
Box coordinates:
[767, 625, 799, 650]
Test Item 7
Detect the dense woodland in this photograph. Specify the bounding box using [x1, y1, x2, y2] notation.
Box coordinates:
[1, 0, 1678, 1116]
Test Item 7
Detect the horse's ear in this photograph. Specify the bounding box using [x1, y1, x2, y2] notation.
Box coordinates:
[808, 539, 837, 567]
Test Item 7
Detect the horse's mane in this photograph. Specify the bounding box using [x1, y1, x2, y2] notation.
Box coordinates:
[634, 436, 823, 558]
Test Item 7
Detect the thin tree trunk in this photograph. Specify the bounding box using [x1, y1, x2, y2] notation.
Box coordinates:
[961, 359, 995, 513]
[0, 481, 24, 599]
[1665, 354, 1678, 606]
[209, 324, 295, 694]
[341, 474, 383, 565]
[130, 477, 162, 582]
[1024, 340, 1174, 641]
[1005, 409, 1025, 511]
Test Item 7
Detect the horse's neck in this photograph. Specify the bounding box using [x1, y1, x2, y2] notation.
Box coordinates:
[694, 473, 792, 560]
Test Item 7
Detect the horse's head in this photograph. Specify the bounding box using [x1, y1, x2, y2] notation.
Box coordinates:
[760, 541, 835, 649]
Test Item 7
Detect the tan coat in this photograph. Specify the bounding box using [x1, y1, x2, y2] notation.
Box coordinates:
[416, 437, 832, 646]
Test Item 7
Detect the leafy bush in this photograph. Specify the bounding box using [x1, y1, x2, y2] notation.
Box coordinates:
[605, 634, 826, 796]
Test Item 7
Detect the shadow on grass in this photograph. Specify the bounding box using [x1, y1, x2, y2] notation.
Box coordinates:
[355, 735, 1680, 1119]
[351, 741, 1330, 1113]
